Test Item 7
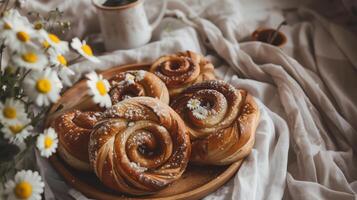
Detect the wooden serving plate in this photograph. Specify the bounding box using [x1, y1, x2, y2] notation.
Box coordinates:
[46, 63, 244, 200]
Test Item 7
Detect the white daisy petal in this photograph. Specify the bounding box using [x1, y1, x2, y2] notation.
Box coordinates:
[23, 68, 63, 107]
[36, 127, 58, 158]
[71, 37, 100, 63]
[0, 10, 25, 39]
[48, 48, 75, 86]
[12, 46, 48, 71]
[4, 170, 44, 200]
[2, 123, 33, 145]
[85, 71, 112, 108]
[48, 48, 67, 67]
[55, 66, 74, 87]
[187, 98, 201, 110]
[1, 14, 39, 52]
[0, 98, 28, 126]
[40, 31, 69, 54]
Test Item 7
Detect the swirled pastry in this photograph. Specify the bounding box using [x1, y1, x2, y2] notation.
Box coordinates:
[150, 51, 215, 97]
[109, 70, 169, 105]
[171, 80, 260, 165]
[52, 110, 102, 171]
[88, 97, 191, 195]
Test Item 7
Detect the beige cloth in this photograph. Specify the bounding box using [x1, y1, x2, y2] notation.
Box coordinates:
[31, 0, 357, 199]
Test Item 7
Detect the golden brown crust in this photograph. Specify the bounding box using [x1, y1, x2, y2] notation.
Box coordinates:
[88, 97, 191, 195]
[170, 80, 260, 165]
[52, 110, 103, 171]
[150, 51, 215, 97]
[109, 70, 169, 105]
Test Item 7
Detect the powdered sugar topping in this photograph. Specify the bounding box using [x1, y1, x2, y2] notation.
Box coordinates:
[127, 121, 135, 127]
[129, 161, 147, 172]
[192, 106, 208, 119]
[124, 73, 136, 85]
[135, 70, 146, 81]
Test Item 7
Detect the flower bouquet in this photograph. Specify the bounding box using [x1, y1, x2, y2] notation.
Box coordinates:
[0, 2, 113, 199]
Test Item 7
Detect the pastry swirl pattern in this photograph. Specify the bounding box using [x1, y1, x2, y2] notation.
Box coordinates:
[150, 51, 215, 97]
[109, 70, 169, 105]
[88, 97, 191, 195]
[171, 80, 260, 165]
[52, 110, 102, 171]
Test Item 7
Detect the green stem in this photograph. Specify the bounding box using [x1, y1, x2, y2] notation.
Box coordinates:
[9, 68, 21, 98]
[31, 106, 51, 127]
[68, 55, 82, 65]
[0, 43, 4, 71]
[0, 43, 5, 91]
[19, 69, 31, 84]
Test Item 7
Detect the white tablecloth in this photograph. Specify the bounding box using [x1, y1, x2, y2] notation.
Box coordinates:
[28, 0, 357, 199]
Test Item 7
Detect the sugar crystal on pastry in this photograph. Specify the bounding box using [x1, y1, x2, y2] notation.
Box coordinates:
[108, 70, 169, 105]
[150, 51, 216, 97]
[88, 97, 191, 195]
[171, 80, 260, 165]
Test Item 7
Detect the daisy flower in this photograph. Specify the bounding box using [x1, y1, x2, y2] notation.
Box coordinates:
[36, 127, 58, 158]
[2, 120, 33, 145]
[12, 46, 48, 70]
[48, 48, 74, 86]
[4, 170, 44, 200]
[0, 98, 28, 126]
[33, 20, 45, 31]
[23, 68, 63, 107]
[1, 18, 38, 52]
[0, 9, 27, 38]
[35, 28, 50, 48]
[56, 64, 75, 87]
[187, 98, 201, 110]
[41, 31, 69, 53]
[86, 71, 112, 108]
[48, 48, 68, 67]
[71, 37, 100, 63]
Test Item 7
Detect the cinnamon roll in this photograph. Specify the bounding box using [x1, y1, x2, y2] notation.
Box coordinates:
[88, 97, 191, 195]
[109, 70, 169, 105]
[52, 110, 102, 171]
[150, 51, 215, 97]
[171, 80, 260, 165]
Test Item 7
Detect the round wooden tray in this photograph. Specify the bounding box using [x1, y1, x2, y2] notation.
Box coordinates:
[46, 63, 244, 200]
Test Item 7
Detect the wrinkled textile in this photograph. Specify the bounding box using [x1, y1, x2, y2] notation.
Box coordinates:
[29, 0, 357, 199]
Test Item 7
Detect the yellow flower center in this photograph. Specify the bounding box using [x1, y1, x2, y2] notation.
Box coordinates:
[14, 181, 32, 199]
[81, 44, 93, 56]
[16, 31, 30, 42]
[44, 136, 53, 149]
[36, 79, 52, 94]
[96, 80, 107, 96]
[57, 54, 67, 66]
[3, 107, 16, 119]
[22, 53, 38, 63]
[9, 125, 24, 134]
[34, 22, 43, 30]
[42, 41, 50, 49]
[48, 33, 60, 44]
[4, 22, 12, 29]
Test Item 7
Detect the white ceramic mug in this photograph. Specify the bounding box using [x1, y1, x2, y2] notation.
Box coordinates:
[93, 0, 167, 51]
